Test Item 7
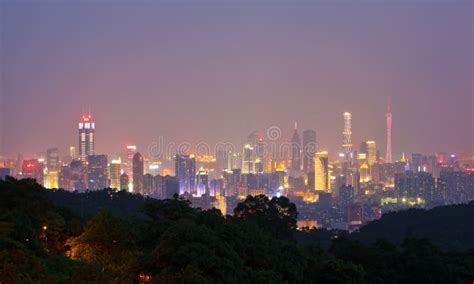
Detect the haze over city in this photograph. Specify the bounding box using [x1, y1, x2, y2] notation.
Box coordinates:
[1, 1, 472, 158]
[2, 1, 474, 283]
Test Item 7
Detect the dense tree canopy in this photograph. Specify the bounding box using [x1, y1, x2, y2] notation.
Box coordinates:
[1, 178, 473, 283]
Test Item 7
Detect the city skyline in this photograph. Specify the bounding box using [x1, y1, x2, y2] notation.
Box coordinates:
[1, 1, 472, 158]
[1, 2, 473, 282]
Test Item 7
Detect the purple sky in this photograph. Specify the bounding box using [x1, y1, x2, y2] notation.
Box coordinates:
[0, 1, 472, 159]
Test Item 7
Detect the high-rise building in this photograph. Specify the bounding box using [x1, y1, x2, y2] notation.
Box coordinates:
[175, 154, 196, 195]
[366, 141, 377, 166]
[45, 148, 60, 188]
[291, 122, 302, 174]
[303, 130, 317, 174]
[438, 171, 474, 204]
[78, 114, 95, 161]
[395, 171, 435, 202]
[120, 172, 129, 192]
[342, 112, 353, 160]
[339, 185, 355, 208]
[164, 175, 179, 199]
[196, 167, 209, 197]
[143, 173, 154, 196]
[109, 158, 122, 190]
[133, 152, 144, 194]
[69, 146, 77, 160]
[87, 155, 108, 190]
[411, 153, 427, 173]
[315, 151, 329, 191]
[242, 143, 255, 174]
[22, 159, 43, 183]
[386, 97, 393, 163]
[46, 148, 60, 171]
[125, 145, 137, 188]
[69, 160, 86, 191]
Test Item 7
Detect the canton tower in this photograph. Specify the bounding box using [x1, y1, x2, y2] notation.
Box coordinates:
[386, 97, 393, 163]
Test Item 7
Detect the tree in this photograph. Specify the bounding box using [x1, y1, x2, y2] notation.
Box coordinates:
[66, 210, 140, 282]
[234, 195, 298, 239]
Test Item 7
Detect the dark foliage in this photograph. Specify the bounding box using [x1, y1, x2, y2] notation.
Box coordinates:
[353, 202, 474, 251]
[1, 178, 473, 283]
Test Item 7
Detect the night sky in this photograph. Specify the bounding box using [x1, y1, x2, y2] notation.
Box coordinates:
[1, 1, 472, 158]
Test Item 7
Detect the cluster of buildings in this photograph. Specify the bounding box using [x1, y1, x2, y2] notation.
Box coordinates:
[0, 103, 473, 231]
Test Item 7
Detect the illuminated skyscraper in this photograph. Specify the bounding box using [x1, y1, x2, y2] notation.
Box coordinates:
[386, 97, 393, 163]
[125, 145, 137, 189]
[196, 167, 209, 197]
[302, 130, 316, 174]
[342, 112, 353, 159]
[291, 122, 301, 174]
[109, 158, 122, 190]
[44, 148, 60, 188]
[314, 151, 329, 191]
[366, 141, 377, 166]
[175, 154, 196, 195]
[69, 146, 77, 160]
[133, 152, 144, 194]
[78, 114, 95, 161]
[242, 143, 255, 174]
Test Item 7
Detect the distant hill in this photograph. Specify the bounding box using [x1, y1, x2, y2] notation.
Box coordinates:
[353, 202, 474, 251]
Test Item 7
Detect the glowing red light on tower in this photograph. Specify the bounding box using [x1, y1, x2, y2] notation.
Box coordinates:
[81, 114, 92, 123]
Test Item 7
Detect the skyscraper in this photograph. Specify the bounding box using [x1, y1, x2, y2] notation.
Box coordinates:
[175, 154, 196, 195]
[291, 122, 302, 174]
[342, 112, 353, 160]
[120, 172, 129, 192]
[22, 159, 43, 184]
[132, 152, 144, 194]
[302, 130, 317, 174]
[109, 158, 122, 190]
[242, 143, 255, 174]
[46, 148, 60, 171]
[196, 167, 209, 197]
[87, 155, 108, 190]
[315, 151, 329, 192]
[366, 141, 377, 166]
[69, 146, 77, 160]
[78, 114, 95, 161]
[125, 145, 137, 188]
[143, 173, 154, 196]
[45, 148, 60, 188]
[386, 97, 393, 163]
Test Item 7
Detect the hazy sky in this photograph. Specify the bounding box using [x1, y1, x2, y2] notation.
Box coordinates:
[0, 1, 472, 159]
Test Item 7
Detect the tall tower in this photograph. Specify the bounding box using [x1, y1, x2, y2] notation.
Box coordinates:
[302, 130, 317, 174]
[78, 114, 95, 161]
[291, 122, 301, 174]
[133, 152, 144, 194]
[314, 151, 329, 191]
[175, 154, 196, 195]
[342, 112, 353, 159]
[386, 97, 393, 163]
